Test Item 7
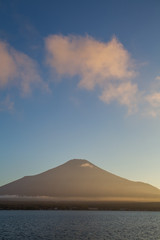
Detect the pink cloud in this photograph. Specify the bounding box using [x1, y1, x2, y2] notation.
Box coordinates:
[144, 76, 160, 117]
[0, 42, 17, 87]
[100, 82, 139, 114]
[45, 35, 137, 112]
[0, 40, 49, 96]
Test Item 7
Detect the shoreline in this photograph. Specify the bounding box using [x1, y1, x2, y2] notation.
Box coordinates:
[1, 199, 160, 211]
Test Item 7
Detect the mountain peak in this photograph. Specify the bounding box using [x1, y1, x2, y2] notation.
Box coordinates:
[65, 159, 95, 168]
[67, 159, 90, 163]
[0, 159, 160, 200]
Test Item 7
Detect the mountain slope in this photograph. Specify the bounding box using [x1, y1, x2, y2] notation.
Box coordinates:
[0, 159, 160, 200]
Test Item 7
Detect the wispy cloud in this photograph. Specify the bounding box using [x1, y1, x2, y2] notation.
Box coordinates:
[45, 34, 138, 113]
[100, 82, 139, 114]
[155, 76, 160, 81]
[0, 40, 49, 96]
[0, 95, 14, 112]
[144, 76, 160, 117]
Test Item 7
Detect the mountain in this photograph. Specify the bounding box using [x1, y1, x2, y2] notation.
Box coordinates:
[0, 159, 160, 201]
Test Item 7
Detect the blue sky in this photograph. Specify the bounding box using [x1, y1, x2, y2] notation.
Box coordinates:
[1, 0, 160, 188]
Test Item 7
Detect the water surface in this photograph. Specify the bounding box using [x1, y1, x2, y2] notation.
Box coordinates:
[0, 210, 160, 239]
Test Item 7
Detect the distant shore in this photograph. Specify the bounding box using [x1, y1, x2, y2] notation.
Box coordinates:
[1, 198, 160, 211]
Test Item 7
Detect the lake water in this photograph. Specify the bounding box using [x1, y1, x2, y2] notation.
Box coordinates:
[0, 210, 160, 240]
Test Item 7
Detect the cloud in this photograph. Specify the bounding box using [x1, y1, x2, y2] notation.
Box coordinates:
[155, 76, 160, 81]
[144, 77, 160, 117]
[0, 41, 16, 87]
[45, 35, 137, 113]
[81, 163, 93, 168]
[0, 40, 49, 96]
[100, 82, 139, 113]
[0, 95, 14, 112]
[2, 35, 160, 118]
[146, 92, 160, 108]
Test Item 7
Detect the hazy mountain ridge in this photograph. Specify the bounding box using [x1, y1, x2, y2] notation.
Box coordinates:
[0, 159, 160, 201]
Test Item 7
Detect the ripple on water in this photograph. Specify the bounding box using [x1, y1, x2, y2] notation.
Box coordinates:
[0, 211, 160, 240]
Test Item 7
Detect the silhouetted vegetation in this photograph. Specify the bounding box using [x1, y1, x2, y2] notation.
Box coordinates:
[1, 199, 160, 211]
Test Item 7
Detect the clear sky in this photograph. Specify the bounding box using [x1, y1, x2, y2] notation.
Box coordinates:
[0, 0, 160, 188]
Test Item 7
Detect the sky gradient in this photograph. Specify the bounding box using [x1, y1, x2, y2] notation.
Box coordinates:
[1, 0, 160, 188]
